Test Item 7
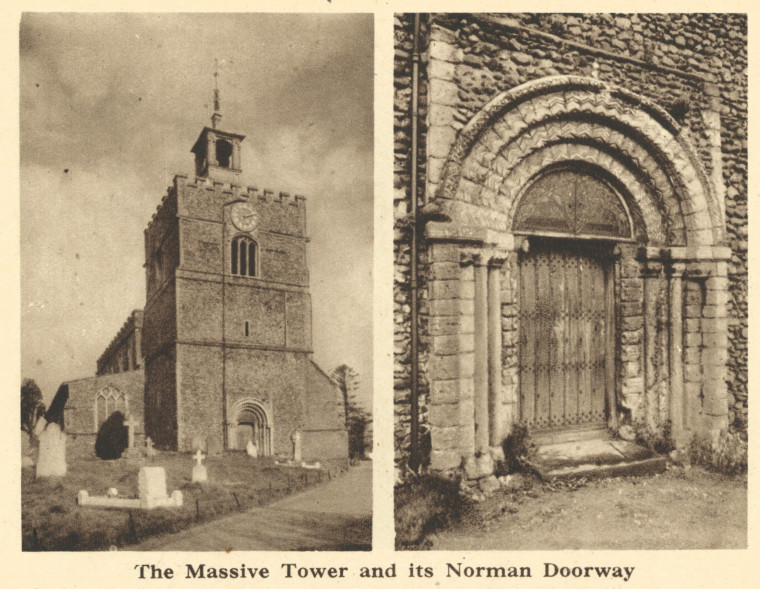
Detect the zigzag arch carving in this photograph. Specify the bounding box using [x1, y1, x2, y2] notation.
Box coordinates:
[434, 76, 722, 246]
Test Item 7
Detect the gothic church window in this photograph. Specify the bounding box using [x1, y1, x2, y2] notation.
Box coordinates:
[95, 386, 127, 430]
[231, 236, 257, 277]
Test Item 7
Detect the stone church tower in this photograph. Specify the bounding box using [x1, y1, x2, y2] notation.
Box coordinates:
[142, 88, 347, 457]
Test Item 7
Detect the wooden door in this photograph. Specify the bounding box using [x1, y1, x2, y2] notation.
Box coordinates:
[237, 424, 253, 450]
[518, 239, 613, 433]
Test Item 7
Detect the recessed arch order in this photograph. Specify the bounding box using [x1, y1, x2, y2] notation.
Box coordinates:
[432, 75, 722, 247]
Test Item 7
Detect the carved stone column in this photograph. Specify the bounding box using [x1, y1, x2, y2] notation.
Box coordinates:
[473, 257, 489, 455]
[488, 257, 505, 447]
[641, 260, 663, 429]
[667, 262, 686, 443]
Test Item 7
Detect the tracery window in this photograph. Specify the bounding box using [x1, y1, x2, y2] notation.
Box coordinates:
[231, 236, 258, 277]
[94, 386, 127, 430]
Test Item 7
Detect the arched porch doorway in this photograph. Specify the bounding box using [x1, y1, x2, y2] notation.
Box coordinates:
[229, 399, 272, 455]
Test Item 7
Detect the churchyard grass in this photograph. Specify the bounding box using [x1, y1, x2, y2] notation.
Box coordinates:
[22, 452, 347, 551]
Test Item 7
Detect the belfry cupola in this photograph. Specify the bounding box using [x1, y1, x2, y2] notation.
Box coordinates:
[191, 66, 245, 183]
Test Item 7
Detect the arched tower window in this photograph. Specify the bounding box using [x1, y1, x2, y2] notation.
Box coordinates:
[216, 139, 233, 168]
[231, 236, 258, 277]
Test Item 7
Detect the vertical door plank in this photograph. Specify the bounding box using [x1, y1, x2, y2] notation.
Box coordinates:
[549, 249, 565, 428]
[519, 253, 536, 426]
[535, 248, 552, 429]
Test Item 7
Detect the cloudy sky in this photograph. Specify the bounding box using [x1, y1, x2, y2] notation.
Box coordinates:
[20, 13, 373, 408]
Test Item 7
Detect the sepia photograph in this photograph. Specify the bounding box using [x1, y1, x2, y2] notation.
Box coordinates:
[20, 12, 373, 551]
[393, 13, 748, 551]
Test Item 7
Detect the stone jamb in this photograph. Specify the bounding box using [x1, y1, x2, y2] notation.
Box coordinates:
[425, 221, 513, 473]
[616, 245, 645, 422]
[639, 246, 731, 441]
[640, 259, 665, 429]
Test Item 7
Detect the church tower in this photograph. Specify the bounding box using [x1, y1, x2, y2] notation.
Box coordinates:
[142, 77, 347, 457]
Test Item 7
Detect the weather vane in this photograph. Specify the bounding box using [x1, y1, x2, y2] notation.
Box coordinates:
[211, 58, 222, 128]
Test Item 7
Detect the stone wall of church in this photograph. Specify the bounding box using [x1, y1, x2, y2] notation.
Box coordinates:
[223, 350, 308, 456]
[303, 359, 349, 460]
[144, 348, 177, 450]
[174, 176, 309, 287]
[63, 369, 145, 455]
[394, 13, 748, 465]
[176, 343, 224, 451]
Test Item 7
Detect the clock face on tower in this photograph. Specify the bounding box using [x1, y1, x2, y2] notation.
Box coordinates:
[231, 202, 259, 232]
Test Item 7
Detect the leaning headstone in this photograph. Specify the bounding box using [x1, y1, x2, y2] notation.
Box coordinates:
[246, 440, 258, 458]
[292, 430, 302, 463]
[191, 450, 208, 483]
[36, 422, 67, 478]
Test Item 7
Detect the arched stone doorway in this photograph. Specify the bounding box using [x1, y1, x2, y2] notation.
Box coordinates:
[423, 76, 731, 473]
[228, 399, 272, 455]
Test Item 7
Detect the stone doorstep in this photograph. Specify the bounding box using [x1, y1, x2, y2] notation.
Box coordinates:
[527, 438, 666, 481]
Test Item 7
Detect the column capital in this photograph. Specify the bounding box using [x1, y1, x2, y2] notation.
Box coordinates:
[641, 261, 663, 279]
[665, 261, 687, 277]
[488, 255, 509, 268]
[460, 250, 482, 266]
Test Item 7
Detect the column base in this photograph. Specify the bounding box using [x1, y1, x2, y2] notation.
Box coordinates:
[464, 452, 494, 480]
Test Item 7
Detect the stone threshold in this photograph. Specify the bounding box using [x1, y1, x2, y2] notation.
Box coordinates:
[527, 438, 667, 481]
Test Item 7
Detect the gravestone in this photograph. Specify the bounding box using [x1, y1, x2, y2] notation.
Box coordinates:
[145, 437, 156, 458]
[191, 450, 208, 483]
[138, 466, 182, 509]
[246, 439, 258, 458]
[36, 422, 67, 478]
[292, 430, 302, 462]
[78, 466, 182, 510]
[123, 415, 140, 458]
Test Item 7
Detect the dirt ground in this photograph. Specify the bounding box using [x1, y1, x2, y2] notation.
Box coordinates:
[428, 466, 747, 550]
